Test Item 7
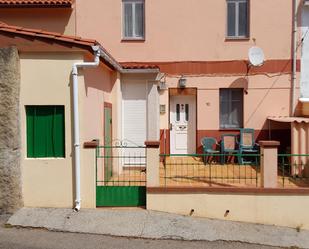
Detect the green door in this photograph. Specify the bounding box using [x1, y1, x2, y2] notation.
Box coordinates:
[104, 106, 113, 182]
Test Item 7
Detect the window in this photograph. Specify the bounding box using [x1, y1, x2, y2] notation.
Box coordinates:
[176, 104, 180, 121]
[227, 0, 249, 38]
[26, 106, 65, 158]
[220, 89, 243, 129]
[185, 104, 189, 122]
[123, 0, 145, 39]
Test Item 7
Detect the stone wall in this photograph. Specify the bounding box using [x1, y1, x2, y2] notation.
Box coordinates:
[0, 46, 22, 213]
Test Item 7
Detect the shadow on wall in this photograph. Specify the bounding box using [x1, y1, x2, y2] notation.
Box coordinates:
[83, 65, 116, 95]
[0, 8, 74, 34]
[229, 77, 249, 91]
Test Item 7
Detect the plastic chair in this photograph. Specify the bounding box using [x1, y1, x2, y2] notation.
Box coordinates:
[221, 134, 240, 164]
[239, 128, 259, 165]
[201, 137, 220, 163]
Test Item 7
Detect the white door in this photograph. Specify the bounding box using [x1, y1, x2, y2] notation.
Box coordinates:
[170, 95, 196, 154]
[122, 81, 147, 165]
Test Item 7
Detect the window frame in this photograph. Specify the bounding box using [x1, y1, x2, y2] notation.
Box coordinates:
[122, 0, 145, 41]
[226, 0, 249, 39]
[219, 88, 244, 129]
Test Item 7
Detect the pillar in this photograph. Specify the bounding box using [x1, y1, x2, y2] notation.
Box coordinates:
[260, 140, 280, 188]
[145, 141, 160, 187]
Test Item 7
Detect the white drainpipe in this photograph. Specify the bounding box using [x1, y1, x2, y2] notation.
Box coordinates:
[72, 45, 100, 211]
[291, 0, 297, 116]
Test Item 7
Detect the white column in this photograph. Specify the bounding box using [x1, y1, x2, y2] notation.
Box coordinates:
[147, 81, 159, 141]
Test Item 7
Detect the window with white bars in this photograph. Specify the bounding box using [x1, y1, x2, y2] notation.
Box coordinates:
[123, 0, 145, 39]
[227, 0, 249, 38]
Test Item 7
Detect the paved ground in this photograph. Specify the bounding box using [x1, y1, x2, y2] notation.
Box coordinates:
[0, 215, 281, 249]
[6, 207, 309, 248]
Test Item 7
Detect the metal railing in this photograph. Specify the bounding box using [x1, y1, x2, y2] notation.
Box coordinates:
[160, 153, 260, 188]
[278, 154, 309, 188]
[96, 145, 146, 187]
[160, 153, 309, 188]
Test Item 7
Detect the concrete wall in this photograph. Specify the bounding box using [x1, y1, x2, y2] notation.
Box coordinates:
[19, 52, 115, 209]
[0, 46, 22, 213]
[147, 192, 309, 230]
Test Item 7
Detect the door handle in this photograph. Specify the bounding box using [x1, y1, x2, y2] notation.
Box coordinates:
[169, 123, 173, 130]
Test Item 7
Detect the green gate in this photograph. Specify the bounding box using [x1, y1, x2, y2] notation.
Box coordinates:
[96, 142, 146, 207]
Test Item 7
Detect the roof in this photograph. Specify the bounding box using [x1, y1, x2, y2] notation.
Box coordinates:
[268, 116, 309, 123]
[0, 22, 160, 73]
[0, 22, 123, 71]
[0, 21, 97, 47]
[0, 0, 73, 7]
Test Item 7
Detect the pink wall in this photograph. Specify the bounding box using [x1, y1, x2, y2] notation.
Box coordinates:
[0, 0, 296, 63]
[75, 0, 293, 62]
[160, 73, 297, 130]
[82, 62, 116, 143]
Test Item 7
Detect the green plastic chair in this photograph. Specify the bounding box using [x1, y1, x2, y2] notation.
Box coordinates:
[239, 128, 259, 165]
[220, 134, 240, 164]
[201, 137, 220, 163]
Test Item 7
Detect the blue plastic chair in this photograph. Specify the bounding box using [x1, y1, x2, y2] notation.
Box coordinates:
[239, 128, 259, 165]
[201, 137, 220, 163]
[220, 134, 240, 164]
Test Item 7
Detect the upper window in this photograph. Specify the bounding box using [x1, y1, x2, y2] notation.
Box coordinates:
[26, 106, 65, 158]
[220, 89, 243, 129]
[123, 0, 145, 40]
[227, 0, 249, 38]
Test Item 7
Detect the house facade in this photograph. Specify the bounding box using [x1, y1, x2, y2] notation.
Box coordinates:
[1, 0, 309, 229]
[0, 0, 301, 154]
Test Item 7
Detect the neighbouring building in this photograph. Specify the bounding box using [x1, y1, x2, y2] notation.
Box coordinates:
[1, 0, 309, 229]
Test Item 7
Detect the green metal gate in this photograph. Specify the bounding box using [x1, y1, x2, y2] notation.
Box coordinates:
[96, 142, 146, 207]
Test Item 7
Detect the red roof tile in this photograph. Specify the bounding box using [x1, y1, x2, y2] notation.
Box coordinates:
[121, 63, 159, 70]
[0, 0, 73, 7]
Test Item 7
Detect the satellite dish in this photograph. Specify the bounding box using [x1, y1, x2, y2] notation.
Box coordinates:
[248, 46, 265, 66]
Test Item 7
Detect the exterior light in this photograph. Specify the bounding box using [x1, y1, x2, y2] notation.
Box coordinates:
[179, 76, 187, 88]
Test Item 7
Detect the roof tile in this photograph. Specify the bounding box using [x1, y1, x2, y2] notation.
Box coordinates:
[0, 0, 73, 6]
[121, 63, 159, 70]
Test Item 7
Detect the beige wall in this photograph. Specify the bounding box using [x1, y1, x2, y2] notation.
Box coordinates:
[20, 52, 115, 208]
[0, 8, 75, 35]
[76, 0, 294, 62]
[147, 193, 309, 230]
[20, 53, 79, 207]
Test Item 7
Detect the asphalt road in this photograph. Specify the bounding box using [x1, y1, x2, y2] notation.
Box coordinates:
[0, 215, 282, 249]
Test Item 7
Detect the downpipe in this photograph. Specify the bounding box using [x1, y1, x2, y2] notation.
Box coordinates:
[291, 0, 297, 116]
[72, 45, 100, 212]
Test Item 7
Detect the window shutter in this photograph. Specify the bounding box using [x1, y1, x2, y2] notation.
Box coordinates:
[26, 106, 65, 158]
